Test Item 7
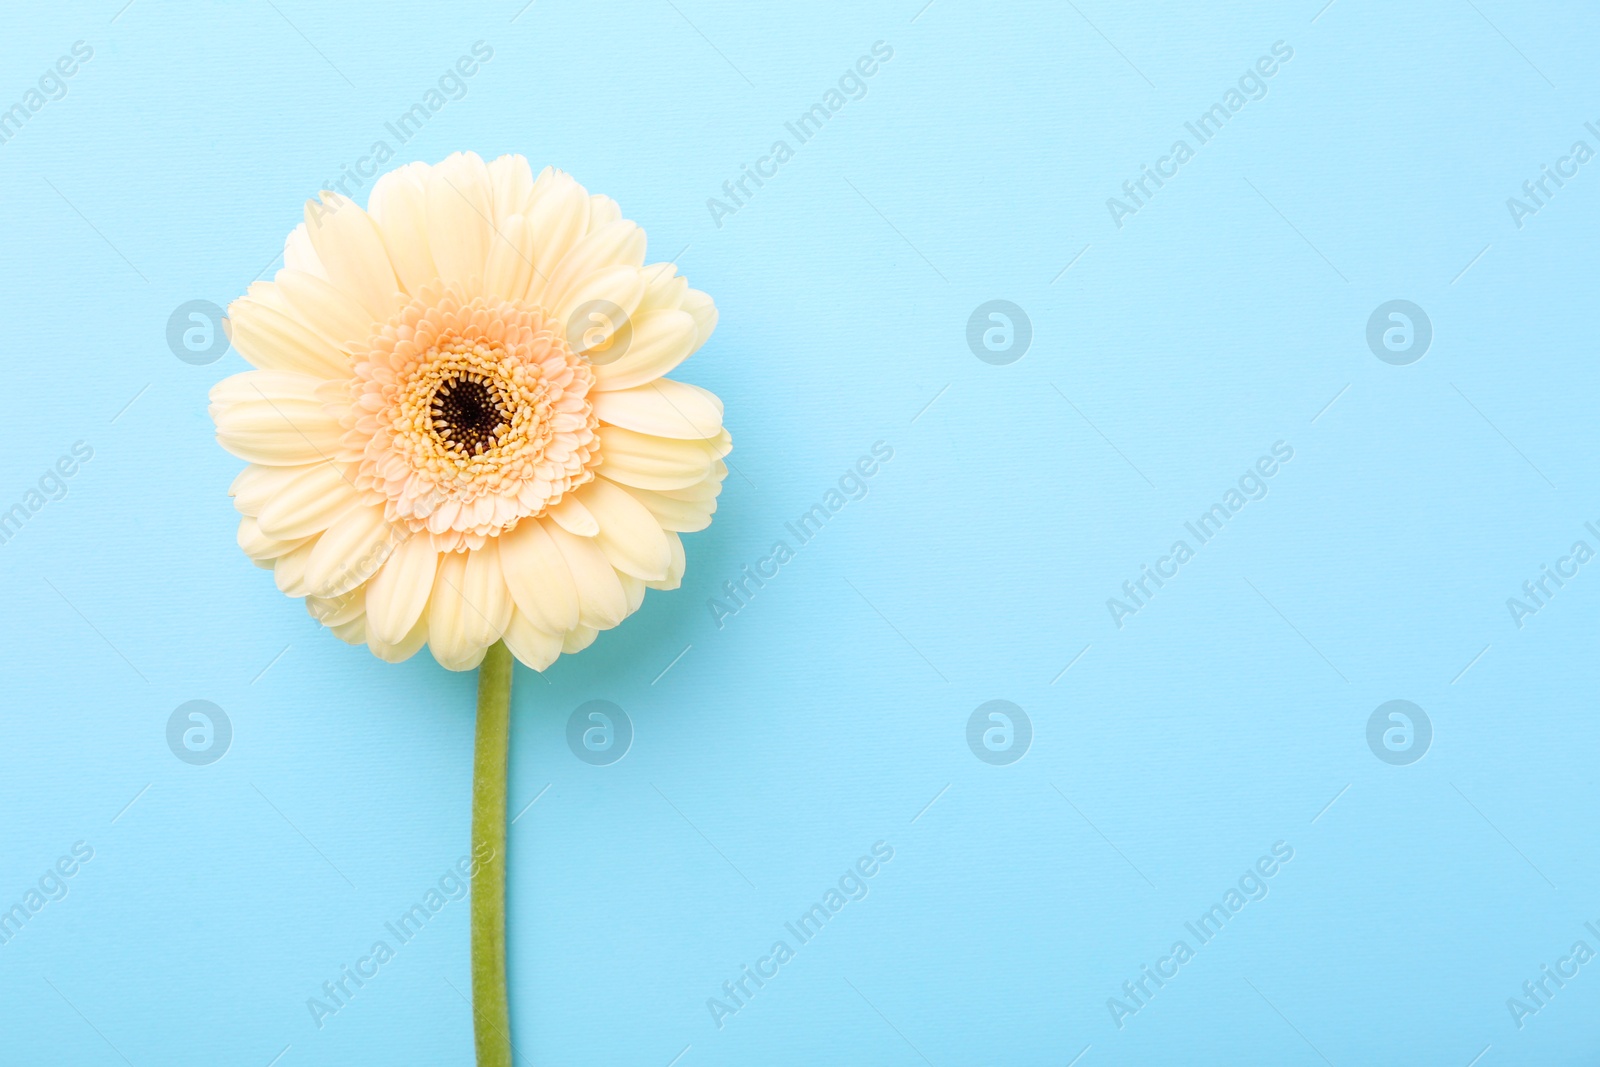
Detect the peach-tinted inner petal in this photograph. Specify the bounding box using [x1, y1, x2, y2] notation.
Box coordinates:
[342, 283, 600, 551]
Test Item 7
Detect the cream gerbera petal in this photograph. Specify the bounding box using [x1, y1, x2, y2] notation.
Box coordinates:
[329, 614, 368, 646]
[273, 539, 318, 597]
[496, 519, 581, 634]
[553, 265, 646, 345]
[308, 584, 365, 628]
[488, 154, 538, 226]
[253, 463, 358, 541]
[209, 369, 326, 409]
[544, 494, 599, 538]
[368, 162, 441, 295]
[458, 539, 514, 650]
[283, 222, 326, 278]
[226, 293, 350, 379]
[591, 309, 697, 391]
[645, 531, 687, 592]
[681, 288, 718, 348]
[214, 397, 343, 464]
[619, 482, 719, 533]
[541, 221, 645, 310]
[271, 269, 376, 362]
[483, 215, 536, 304]
[303, 194, 403, 323]
[561, 625, 599, 655]
[502, 609, 562, 671]
[237, 515, 311, 561]
[213, 154, 727, 671]
[634, 263, 689, 317]
[426, 551, 488, 671]
[545, 522, 629, 630]
[575, 478, 672, 582]
[596, 426, 716, 490]
[617, 572, 646, 616]
[522, 174, 590, 304]
[369, 611, 430, 663]
[303, 505, 391, 599]
[655, 466, 725, 501]
[229, 463, 277, 510]
[425, 152, 494, 290]
[586, 194, 622, 230]
[364, 534, 441, 646]
[593, 379, 723, 439]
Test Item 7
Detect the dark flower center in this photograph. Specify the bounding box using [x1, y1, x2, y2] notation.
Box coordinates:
[431, 375, 508, 456]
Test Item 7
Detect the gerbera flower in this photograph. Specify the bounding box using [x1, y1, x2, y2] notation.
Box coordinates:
[210, 152, 728, 671]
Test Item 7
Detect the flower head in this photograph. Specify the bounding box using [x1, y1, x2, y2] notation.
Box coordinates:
[211, 153, 728, 670]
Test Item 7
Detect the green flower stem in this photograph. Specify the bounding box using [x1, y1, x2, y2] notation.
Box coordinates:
[471, 640, 514, 1067]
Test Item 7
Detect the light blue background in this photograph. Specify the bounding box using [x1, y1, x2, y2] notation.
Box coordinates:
[2, 1, 1597, 1063]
